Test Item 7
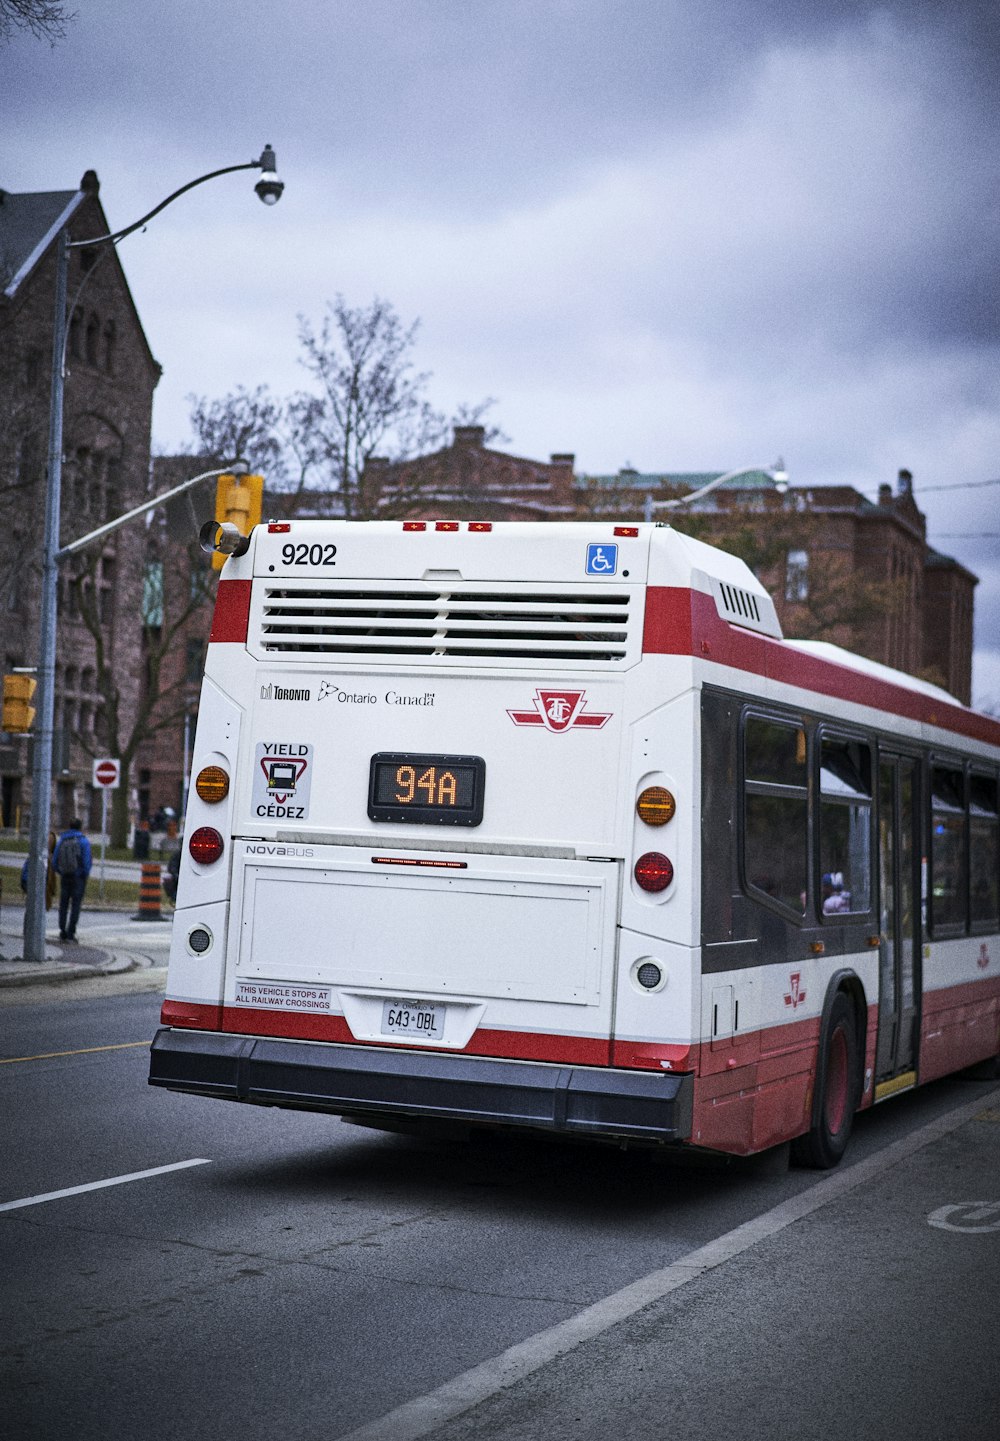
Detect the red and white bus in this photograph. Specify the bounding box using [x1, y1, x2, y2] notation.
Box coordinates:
[149, 520, 1000, 1167]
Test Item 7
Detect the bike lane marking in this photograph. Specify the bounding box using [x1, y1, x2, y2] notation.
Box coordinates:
[335, 1085, 1000, 1441]
[928, 1201, 1000, 1232]
[0, 1158, 211, 1212]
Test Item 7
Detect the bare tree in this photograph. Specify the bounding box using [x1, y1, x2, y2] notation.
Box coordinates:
[68, 532, 216, 847]
[188, 296, 504, 520]
[0, 0, 76, 44]
[186, 384, 287, 479]
[290, 295, 501, 519]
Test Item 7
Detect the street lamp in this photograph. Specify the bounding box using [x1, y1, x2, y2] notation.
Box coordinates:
[643, 459, 788, 523]
[22, 148, 284, 964]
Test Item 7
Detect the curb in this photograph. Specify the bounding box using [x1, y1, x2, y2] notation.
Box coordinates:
[0, 949, 141, 989]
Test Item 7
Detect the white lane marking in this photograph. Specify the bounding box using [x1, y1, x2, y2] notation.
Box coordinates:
[335, 1086, 1000, 1441]
[928, 1201, 1000, 1232]
[0, 1158, 211, 1213]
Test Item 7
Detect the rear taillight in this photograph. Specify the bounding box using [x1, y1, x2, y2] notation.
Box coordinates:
[189, 827, 224, 865]
[634, 851, 674, 893]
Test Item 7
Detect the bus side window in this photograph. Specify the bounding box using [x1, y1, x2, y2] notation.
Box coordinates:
[818, 734, 873, 917]
[743, 715, 807, 918]
[930, 763, 967, 934]
[970, 772, 999, 929]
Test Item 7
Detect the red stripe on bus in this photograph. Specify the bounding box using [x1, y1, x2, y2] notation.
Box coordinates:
[160, 997, 222, 1029]
[611, 1040, 693, 1070]
[212, 1006, 611, 1065]
[642, 586, 1000, 747]
[919, 974, 1000, 1084]
[208, 578, 252, 643]
[162, 972, 999, 1121]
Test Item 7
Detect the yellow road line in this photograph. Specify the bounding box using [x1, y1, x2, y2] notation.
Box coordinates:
[0, 1040, 149, 1066]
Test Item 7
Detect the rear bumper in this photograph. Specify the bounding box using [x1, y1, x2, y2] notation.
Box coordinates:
[149, 1028, 693, 1144]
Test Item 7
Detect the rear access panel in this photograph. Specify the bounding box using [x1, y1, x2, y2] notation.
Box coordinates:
[226, 842, 621, 1057]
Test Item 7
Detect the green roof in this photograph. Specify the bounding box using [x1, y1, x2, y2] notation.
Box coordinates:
[575, 469, 776, 491]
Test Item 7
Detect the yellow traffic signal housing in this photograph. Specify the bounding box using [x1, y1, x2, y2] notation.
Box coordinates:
[2, 673, 37, 733]
[212, 473, 264, 570]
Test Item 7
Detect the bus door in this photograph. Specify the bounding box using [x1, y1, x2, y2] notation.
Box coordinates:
[875, 753, 921, 1093]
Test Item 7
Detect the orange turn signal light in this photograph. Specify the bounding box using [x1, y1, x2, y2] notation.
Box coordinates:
[636, 786, 676, 826]
[195, 765, 230, 803]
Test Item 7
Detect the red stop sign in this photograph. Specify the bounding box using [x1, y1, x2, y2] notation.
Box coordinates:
[94, 759, 119, 787]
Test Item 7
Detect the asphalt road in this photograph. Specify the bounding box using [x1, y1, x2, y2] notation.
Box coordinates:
[2, 988, 998, 1441]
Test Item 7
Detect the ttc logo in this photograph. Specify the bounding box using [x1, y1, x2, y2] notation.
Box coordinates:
[784, 972, 807, 1009]
[507, 689, 612, 733]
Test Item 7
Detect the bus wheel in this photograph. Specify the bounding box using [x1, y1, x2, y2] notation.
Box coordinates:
[792, 991, 859, 1170]
[961, 1051, 1000, 1081]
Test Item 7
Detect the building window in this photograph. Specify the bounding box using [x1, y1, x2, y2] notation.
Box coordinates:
[69, 310, 82, 359]
[105, 457, 121, 519]
[143, 561, 164, 627]
[102, 319, 116, 375]
[16, 433, 40, 489]
[99, 557, 115, 624]
[85, 312, 100, 366]
[785, 549, 809, 602]
[185, 637, 205, 683]
[743, 714, 808, 917]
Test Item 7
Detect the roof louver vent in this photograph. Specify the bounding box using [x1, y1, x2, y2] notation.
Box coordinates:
[709, 576, 783, 639]
[254, 584, 633, 664]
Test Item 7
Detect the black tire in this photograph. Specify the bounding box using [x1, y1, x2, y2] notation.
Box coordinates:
[792, 991, 860, 1170]
[961, 1052, 1000, 1082]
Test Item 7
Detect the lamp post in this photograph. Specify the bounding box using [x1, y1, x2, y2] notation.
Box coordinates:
[23, 148, 284, 964]
[643, 459, 788, 523]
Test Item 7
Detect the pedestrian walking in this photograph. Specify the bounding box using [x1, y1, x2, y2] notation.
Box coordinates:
[20, 831, 58, 940]
[53, 819, 92, 942]
[20, 831, 58, 908]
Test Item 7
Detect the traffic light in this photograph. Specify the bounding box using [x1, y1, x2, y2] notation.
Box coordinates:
[211, 474, 264, 570]
[2, 673, 36, 733]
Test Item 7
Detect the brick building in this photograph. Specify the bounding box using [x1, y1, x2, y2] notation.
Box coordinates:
[364, 435, 977, 705]
[577, 463, 977, 704]
[0, 171, 160, 832]
[362, 424, 578, 520]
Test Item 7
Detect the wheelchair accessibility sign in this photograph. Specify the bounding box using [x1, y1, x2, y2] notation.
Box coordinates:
[585, 543, 618, 576]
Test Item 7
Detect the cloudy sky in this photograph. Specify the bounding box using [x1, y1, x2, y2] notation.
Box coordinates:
[3, 0, 999, 705]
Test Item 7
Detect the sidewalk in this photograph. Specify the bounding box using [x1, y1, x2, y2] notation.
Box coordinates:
[0, 910, 148, 988]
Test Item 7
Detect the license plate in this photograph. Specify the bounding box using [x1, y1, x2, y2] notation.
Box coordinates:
[380, 998, 445, 1040]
